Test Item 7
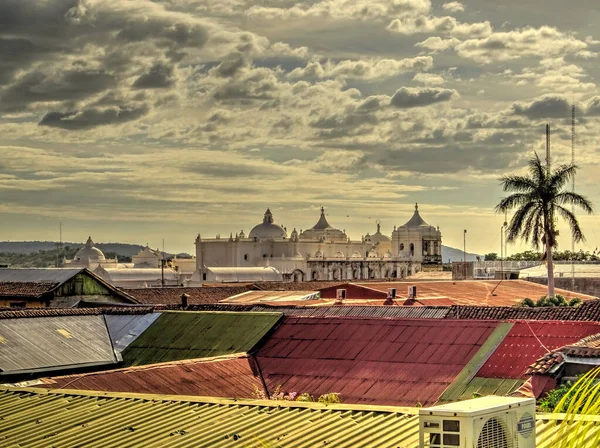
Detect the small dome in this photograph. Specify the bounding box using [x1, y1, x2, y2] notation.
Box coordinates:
[249, 208, 288, 239]
[75, 236, 106, 262]
[334, 251, 345, 258]
[315, 250, 324, 258]
[370, 222, 391, 243]
[384, 250, 393, 259]
[351, 251, 362, 259]
[368, 249, 379, 258]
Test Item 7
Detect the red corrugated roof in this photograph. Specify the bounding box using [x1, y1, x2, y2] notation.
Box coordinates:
[40, 355, 264, 398]
[257, 317, 499, 407]
[478, 321, 600, 379]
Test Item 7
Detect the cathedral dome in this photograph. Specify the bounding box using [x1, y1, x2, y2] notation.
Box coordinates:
[74, 236, 106, 262]
[249, 208, 288, 239]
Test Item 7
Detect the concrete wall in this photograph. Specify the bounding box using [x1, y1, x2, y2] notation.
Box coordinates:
[526, 277, 600, 298]
[452, 262, 474, 280]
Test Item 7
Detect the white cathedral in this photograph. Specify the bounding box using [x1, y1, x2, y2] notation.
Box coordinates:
[192, 204, 442, 283]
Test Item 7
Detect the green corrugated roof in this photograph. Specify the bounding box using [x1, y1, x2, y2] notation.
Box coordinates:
[0, 388, 420, 448]
[438, 322, 514, 403]
[122, 311, 283, 366]
[438, 377, 524, 403]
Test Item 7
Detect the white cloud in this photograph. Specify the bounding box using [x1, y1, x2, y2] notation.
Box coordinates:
[413, 73, 445, 85]
[287, 57, 433, 81]
[442, 2, 464, 13]
[387, 16, 491, 38]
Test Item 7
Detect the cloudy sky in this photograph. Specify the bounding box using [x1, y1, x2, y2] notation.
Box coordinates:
[2, 0, 600, 254]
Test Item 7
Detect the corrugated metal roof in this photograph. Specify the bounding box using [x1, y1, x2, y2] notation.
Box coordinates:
[39, 355, 264, 399]
[122, 311, 283, 366]
[447, 304, 580, 320]
[355, 280, 595, 306]
[222, 290, 320, 303]
[438, 377, 524, 402]
[0, 268, 84, 283]
[0, 315, 119, 376]
[257, 317, 499, 407]
[248, 305, 450, 318]
[0, 388, 421, 448]
[478, 321, 600, 379]
[104, 313, 161, 352]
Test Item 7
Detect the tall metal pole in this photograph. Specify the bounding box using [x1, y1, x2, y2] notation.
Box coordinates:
[463, 229, 467, 279]
[500, 226, 503, 280]
[546, 123, 551, 174]
[571, 103, 576, 290]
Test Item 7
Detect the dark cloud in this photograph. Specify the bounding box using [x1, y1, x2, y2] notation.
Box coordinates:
[1, 70, 116, 112]
[133, 64, 175, 89]
[0, 38, 50, 85]
[183, 161, 282, 178]
[214, 52, 249, 77]
[585, 97, 600, 116]
[512, 95, 571, 119]
[390, 87, 458, 108]
[38, 104, 149, 130]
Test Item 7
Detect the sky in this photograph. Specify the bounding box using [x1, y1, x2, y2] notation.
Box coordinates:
[2, 0, 600, 255]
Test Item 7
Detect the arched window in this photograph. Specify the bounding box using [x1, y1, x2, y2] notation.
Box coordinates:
[399, 243, 404, 251]
[410, 243, 414, 256]
[244, 254, 248, 261]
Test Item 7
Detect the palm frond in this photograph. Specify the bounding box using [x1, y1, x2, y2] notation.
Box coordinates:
[556, 205, 586, 243]
[506, 201, 541, 247]
[498, 175, 537, 193]
[555, 191, 594, 214]
[529, 152, 546, 185]
[549, 163, 577, 191]
[495, 193, 537, 213]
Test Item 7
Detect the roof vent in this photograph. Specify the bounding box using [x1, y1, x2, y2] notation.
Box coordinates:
[408, 285, 417, 299]
[181, 293, 190, 308]
[335, 288, 346, 304]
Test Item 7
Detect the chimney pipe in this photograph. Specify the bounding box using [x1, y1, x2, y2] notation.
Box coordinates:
[181, 293, 189, 308]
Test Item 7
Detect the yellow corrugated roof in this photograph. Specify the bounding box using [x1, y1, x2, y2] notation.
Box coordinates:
[0, 387, 420, 448]
[3, 388, 600, 447]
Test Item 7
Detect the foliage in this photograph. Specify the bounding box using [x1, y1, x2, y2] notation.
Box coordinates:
[484, 253, 498, 261]
[317, 393, 341, 404]
[252, 386, 341, 404]
[520, 294, 582, 308]
[552, 367, 600, 447]
[539, 381, 574, 412]
[506, 249, 600, 262]
[496, 153, 593, 298]
[0, 246, 132, 267]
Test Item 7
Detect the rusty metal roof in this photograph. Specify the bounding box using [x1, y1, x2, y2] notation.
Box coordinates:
[39, 354, 265, 399]
[257, 317, 499, 407]
[478, 321, 600, 379]
[0, 315, 119, 376]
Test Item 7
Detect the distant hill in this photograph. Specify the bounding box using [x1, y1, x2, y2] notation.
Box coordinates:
[0, 241, 145, 257]
[442, 245, 482, 263]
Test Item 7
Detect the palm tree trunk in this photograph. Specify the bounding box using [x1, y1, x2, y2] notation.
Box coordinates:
[546, 232, 556, 298]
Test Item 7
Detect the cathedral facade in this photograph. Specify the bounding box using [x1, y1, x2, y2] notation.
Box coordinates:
[194, 204, 442, 282]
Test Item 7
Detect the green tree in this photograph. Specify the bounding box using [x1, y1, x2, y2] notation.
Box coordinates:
[484, 253, 498, 261]
[496, 154, 593, 298]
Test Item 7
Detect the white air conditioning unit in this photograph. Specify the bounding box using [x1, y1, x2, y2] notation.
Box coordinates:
[418, 396, 536, 448]
[408, 285, 417, 299]
[387, 288, 397, 299]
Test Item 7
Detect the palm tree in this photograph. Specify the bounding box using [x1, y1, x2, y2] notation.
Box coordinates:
[495, 153, 593, 298]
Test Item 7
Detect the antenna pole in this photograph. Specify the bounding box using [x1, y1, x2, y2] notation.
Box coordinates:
[571, 103, 576, 290]
[546, 123, 551, 174]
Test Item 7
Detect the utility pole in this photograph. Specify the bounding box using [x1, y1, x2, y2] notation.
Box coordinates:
[571, 103, 576, 291]
[463, 229, 467, 279]
[500, 226, 503, 280]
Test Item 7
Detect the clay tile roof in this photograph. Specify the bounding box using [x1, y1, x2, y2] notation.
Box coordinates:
[0, 307, 156, 319]
[0, 282, 57, 298]
[526, 352, 565, 375]
[124, 286, 252, 305]
[253, 281, 346, 291]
